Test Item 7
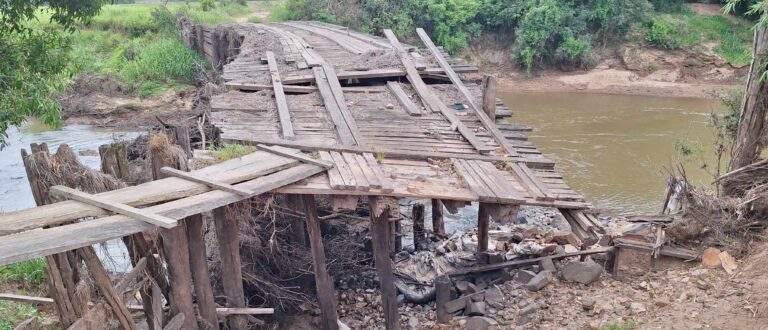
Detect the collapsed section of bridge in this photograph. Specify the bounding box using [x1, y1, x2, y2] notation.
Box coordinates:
[0, 21, 609, 329]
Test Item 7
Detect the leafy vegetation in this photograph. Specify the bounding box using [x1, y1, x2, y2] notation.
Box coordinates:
[214, 144, 257, 161]
[0, 301, 41, 330]
[0, 259, 46, 291]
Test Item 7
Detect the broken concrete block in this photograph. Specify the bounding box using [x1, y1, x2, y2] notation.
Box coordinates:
[514, 270, 537, 284]
[456, 281, 478, 295]
[560, 261, 603, 285]
[465, 316, 498, 330]
[445, 292, 484, 314]
[484, 286, 504, 308]
[465, 300, 486, 316]
[540, 257, 556, 272]
[525, 270, 553, 291]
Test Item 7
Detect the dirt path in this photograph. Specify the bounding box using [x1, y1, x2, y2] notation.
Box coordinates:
[235, 1, 272, 23]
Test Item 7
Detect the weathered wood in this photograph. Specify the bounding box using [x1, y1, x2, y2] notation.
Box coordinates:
[0, 163, 326, 266]
[431, 199, 445, 236]
[416, 28, 518, 157]
[301, 195, 340, 330]
[225, 82, 385, 93]
[152, 282, 164, 330]
[477, 203, 491, 253]
[369, 196, 400, 330]
[313, 66, 357, 145]
[163, 313, 185, 330]
[386, 82, 422, 116]
[481, 74, 497, 119]
[412, 203, 425, 251]
[79, 246, 138, 330]
[281, 67, 479, 85]
[383, 29, 493, 154]
[255, 144, 334, 168]
[172, 125, 193, 159]
[449, 247, 614, 276]
[49, 185, 177, 228]
[286, 194, 308, 246]
[213, 206, 248, 330]
[98, 142, 130, 181]
[435, 275, 452, 324]
[216, 308, 275, 315]
[160, 166, 254, 197]
[186, 214, 219, 329]
[266, 51, 295, 140]
[160, 221, 198, 330]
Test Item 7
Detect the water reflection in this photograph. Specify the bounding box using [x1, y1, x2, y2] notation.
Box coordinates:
[499, 92, 723, 215]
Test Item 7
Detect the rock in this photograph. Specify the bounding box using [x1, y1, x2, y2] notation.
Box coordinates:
[484, 286, 504, 307]
[514, 270, 537, 284]
[695, 279, 711, 290]
[526, 270, 553, 291]
[548, 231, 582, 247]
[397, 294, 405, 306]
[519, 303, 537, 316]
[630, 302, 646, 314]
[719, 251, 738, 274]
[702, 247, 721, 268]
[456, 281, 478, 295]
[560, 261, 603, 285]
[563, 244, 579, 253]
[582, 298, 596, 311]
[385, 103, 395, 109]
[465, 316, 498, 330]
[408, 317, 419, 328]
[465, 301, 486, 316]
[654, 298, 670, 307]
[540, 258, 556, 272]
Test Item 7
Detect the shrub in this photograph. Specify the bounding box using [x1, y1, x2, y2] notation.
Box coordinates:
[200, 0, 215, 12]
[644, 17, 681, 49]
[120, 37, 206, 88]
[0, 259, 46, 290]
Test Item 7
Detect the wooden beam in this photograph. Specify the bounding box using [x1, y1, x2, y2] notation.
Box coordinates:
[281, 67, 479, 85]
[386, 82, 422, 116]
[314, 66, 357, 145]
[160, 167, 254, 197]
[383, 29, 492, 155]
[301, 195, 339, 330]
[224, 82, 385, 94]
[448, 247, 614, 276]
[160, 221, 198, 330]
[431, 199, 445, 236]
[186, 214, 219, 329]
[213, 206, 248, 330]
[412, 203, 425, 250]
[79, 247, 139, 330]
[416, 28, 518, 157]
[369, 196, 400, 330]
[266, 51, 295, 140]
[217, 308, 275, 315]
[477, 203, 491, 252]
[49, 185, 177, 229]
[255, 144, 334, 169]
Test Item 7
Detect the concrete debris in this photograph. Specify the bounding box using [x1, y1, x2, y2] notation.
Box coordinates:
[525, 270, 553, 291]
[465, 301, 486, 316]
[560, 261, 603, 285]
[465, 316, 498, 330]
[513, 270, 537, 284]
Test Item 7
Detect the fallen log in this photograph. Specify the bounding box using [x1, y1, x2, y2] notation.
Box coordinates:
[447, 247, 614, 276]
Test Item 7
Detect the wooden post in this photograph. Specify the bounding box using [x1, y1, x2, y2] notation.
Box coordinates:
[286, 194, 308, 246]
[477, 203, 491, 253]
[301, 195, 339, 330]
[98, 142, 130, 181]
[412, 204, 425, 251]
[186, 214, 219, 329]
[151, 138, 197, 330]
[80, 246, 139, 330]
[431, 199, 445, 236]
[481, 74, 497, 120]
[369, 196, 400, 330]
[392, 220, 402, 253]
[172, 125, 193, 159]
[213, 206, 248, 330]
[435, 275, 452, 324]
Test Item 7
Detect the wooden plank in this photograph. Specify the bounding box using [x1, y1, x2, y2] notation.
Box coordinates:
[363, 153, 394, 193]
[282, 67, 479, 84]
[213, 207, 248, 330]
[448, 247, 614, 276]
[0, 164, 326, 266]
[369, 197, 400, 330]
[186, 214, 219, 329]
[416, 28, 519, 157]
[451, 159, 492, 200]
[80, 247, 139, 330]
[255, 144, 333, 169]
[321, 61, 366, 145]
[386, 82, 422, 116]
[318, 151, 348, 190]
[473, 160, 525, 202]
[266, 51, 295, 140]
[225, 82, 385, 94]
[329, 151, 357, 189]
[217, 308, 275, 315]
[383, 29, 492, 154]
[161, 167, 254, 197]
[477, 203, 491, 252]
[314, 66, 356, 145]
[353, 153, 382, 189]
[342, 152, 370, 191]
[49, 185, 177, 229]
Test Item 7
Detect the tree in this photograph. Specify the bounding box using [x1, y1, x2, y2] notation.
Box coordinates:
[726, 0, 768, 173]
[0, 0, 108, 147]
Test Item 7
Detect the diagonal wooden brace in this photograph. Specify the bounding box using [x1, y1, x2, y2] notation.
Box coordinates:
[49, 186, 177, 228]
[160, 167, 255, 197]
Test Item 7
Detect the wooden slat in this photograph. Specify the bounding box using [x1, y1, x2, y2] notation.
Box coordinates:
[0, 164, 326, 266]
[353, 153, 382, 189]
[320, 61, 365, 145]
[160, 167, 254, 197]
[471, 160, 524, 203]
[416, 28, 519, 157]
[313, 66, 356, 145]
[329, 151, 357, 189]
[342, 152, 370, 191]
[49, 186, 177, 229]
[282, 67, 479, 85]
[383, 29, 492, 154]
[363, 153, 394, 193]
[451, 159, 492, 200]
[386, 82, 422, 116]
[318, 151, 348, 190]
[255, 144, 334, 169]
[266, 51, 295, 140]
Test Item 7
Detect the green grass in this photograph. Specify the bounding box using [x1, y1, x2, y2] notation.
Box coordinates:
[0, 301, 41, 330]
[120, 37, 208, 86]
[0, 259, 46, 291]
[646, 10, 753, 66]
[602, 319, 637, 330]
[214, 144, 257, 161]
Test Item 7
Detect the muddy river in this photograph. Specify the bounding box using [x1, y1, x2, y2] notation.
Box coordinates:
[500, 91, 724, 215]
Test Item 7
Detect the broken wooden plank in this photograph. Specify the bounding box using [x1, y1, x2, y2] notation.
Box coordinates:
[225, 82, 385, 94]
[318, 151, 349, 190]
[266, 51, 295, 140]
[416, 28, 519, 157]
[328, 151, 357, 189]
[80, 246, 139, 330]
[282, 67, 479, 84]
[448, 247, 614, 276]
[386, 81, 422, 116]
[49, 185, 177, 229]
[313, 66, 357, 145]
[255, 144, 333, 169]
[383, 29, 492, 154]
[362, 153, 394, 193]
[216, 308, 275, 315]
[160, 167, 254, 197]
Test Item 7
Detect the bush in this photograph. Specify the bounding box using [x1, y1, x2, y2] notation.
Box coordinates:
[120, 37, 207, 88]
[644, 17, 681, 49]
[0, 259, 46, 290]
[200, 0, 215, 12]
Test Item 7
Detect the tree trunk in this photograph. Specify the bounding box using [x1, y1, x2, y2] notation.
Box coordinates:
[730, 18, 768, 174]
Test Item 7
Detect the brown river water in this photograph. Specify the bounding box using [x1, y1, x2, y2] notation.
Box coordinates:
[499, 91, 725, 215]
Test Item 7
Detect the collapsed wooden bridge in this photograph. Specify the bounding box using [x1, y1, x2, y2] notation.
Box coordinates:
[0, 21, 602, 329]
